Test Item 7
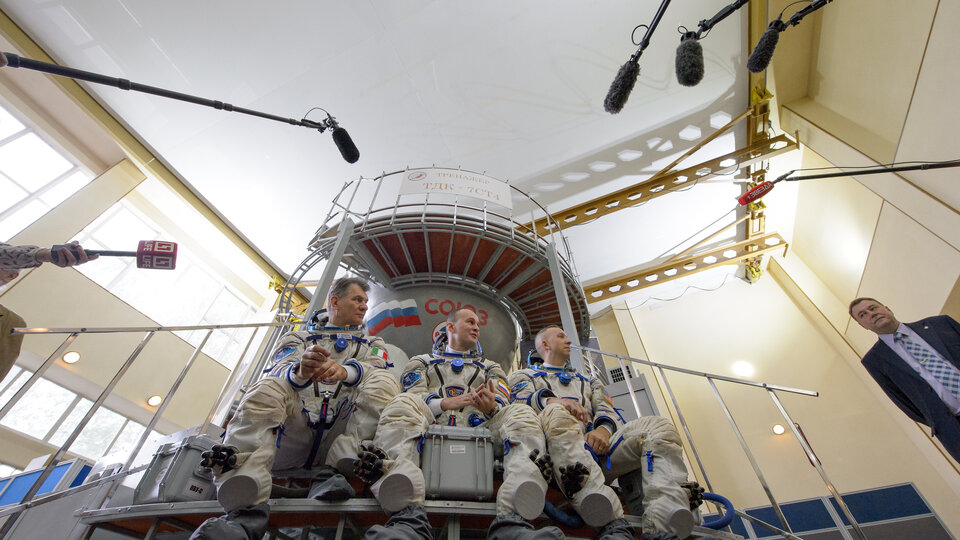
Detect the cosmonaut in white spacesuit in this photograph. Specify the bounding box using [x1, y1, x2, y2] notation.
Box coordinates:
[191, 277, 400, 540]
[509, 326, 697, 539]
[354, 308, 563, 540]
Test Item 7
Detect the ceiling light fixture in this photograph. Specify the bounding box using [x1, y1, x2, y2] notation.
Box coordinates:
[147, 395, 163, 407]
[62, 351, 81, 364]
[772, 424, 786, 435]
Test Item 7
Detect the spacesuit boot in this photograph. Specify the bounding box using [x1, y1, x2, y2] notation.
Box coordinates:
[606, 416, 696, 539]
[540, 403, 623, 528]
[489, 404, 550, 520]
[367, 394, 431, 513]
[189, 502, 269, 540]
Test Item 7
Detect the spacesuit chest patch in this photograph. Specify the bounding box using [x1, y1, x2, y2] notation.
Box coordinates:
[274, 347, 296, 361]
[511, 381, 528, 394]
[401, 371, 422, 391]
[445, 386, 465, 397]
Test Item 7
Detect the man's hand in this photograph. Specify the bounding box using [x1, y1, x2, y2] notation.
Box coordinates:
[0, 269, 19, 285]
[440, 393, 475, 411]
[472, 380, 498, 415]
[299, 345, 348, 382]
[584, 426, 611, 455]
[38, 241, 99, 268]
[547, 397, 590, 424]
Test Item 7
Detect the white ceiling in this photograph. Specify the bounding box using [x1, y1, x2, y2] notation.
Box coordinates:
[2, 0, 753, 310]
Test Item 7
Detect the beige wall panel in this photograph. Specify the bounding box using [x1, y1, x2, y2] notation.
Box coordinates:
[895, 0, 960, 214]
[846, 202, 960, 354]
[0, 265, 230, 431]
[627, 276, 958, 523]
[790, 149, 882, 310]
[780, 105, 960, 254]
[807, 0, 936, 163]
[592, 308, 629, 362]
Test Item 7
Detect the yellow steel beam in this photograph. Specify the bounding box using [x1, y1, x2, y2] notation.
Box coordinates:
[524, 133, 797, 237]
[583, 232, 789, 303]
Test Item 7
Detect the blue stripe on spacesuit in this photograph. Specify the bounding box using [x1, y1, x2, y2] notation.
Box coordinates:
[340, 359, 363, 387]
[286, 364, 312, 389]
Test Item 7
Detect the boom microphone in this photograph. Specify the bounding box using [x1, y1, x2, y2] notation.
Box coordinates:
[675, 0, 748, 87]
[52, 240, 178, 269]
[747, 18, 786, 73]
[748, 0, 833, 73]
[675, 32, 704, 87]
[604, 53, 641, 114]
[331, 127, 360, 164]
[604, 0, 672, 114]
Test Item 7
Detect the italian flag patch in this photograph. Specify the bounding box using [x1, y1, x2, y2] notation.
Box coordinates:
[371, 347, 389, 362]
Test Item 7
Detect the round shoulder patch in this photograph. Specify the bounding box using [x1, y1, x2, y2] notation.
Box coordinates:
[401, 371, 422, 391]
[274, 346, 296, 361]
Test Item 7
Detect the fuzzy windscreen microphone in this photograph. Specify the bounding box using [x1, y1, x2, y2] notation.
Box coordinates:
[675, 32, 704, 87]
[747, 19, 786, 73]
[603, 52, 641, 114]
[332, 127, 359, 164]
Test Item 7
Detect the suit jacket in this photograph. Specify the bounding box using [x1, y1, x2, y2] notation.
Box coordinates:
[861, 315, 960, 461]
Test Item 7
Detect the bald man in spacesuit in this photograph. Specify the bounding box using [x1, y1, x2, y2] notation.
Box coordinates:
[509, 326, 696, 539]
[356, 308, 560, 539]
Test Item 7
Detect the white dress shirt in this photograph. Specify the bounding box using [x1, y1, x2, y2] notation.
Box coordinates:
[879, 323, 960, 415]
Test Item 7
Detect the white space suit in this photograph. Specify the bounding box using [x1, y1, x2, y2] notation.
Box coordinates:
[370, 349, 549, 520]
[509, 364, 695, 536]
[213, 318, 400, 511]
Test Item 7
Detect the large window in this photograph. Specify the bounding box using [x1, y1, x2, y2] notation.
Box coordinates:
[73, 183, 266, 369]
[0, 365, 162, 462]
[0, 103, 93, 241]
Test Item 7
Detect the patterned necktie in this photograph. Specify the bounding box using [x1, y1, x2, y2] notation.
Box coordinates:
[895, 332, 960, 400]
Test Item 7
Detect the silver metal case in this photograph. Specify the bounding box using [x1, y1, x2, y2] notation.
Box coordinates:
[420, 424, 494, 501]
[132, 434, 217, 504]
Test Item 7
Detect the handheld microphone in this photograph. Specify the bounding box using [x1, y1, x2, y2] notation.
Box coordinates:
[675, 32, 704, 87]
[737, 181, 775, 206]
[51, 240, 178, 269]
[747, 18, 786, 73]
[331, 126, 359, 164]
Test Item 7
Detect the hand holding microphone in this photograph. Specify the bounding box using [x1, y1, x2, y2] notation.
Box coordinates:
[49, 239, 178, 269]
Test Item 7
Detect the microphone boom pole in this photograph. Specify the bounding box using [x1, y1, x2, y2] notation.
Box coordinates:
[0, 52, 359, 162]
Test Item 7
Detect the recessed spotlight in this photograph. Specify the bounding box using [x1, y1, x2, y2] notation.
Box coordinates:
[772, 424, 786, 435]
[147, 395, 163, 407]
[732, 361, 755, 377]
[62, 351, 81, 364]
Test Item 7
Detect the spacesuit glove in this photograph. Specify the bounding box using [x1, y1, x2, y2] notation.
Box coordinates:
[558, 462, 589, 498]
[199, 444, 239, 474]
[354, 443, 388, 485]
[681, 481, 705, 511]
[529, 448, 554, 484]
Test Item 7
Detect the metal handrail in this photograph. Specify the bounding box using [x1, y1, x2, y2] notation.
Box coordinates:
[0, 320, 282, 537]
[577, 344, 867, 540]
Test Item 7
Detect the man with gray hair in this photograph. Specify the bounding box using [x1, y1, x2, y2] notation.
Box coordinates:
[192, 276, 401, 540]
[509, 326, 697, 539]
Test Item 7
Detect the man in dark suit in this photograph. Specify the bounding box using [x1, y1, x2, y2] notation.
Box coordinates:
[850, 297, 960, 463]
